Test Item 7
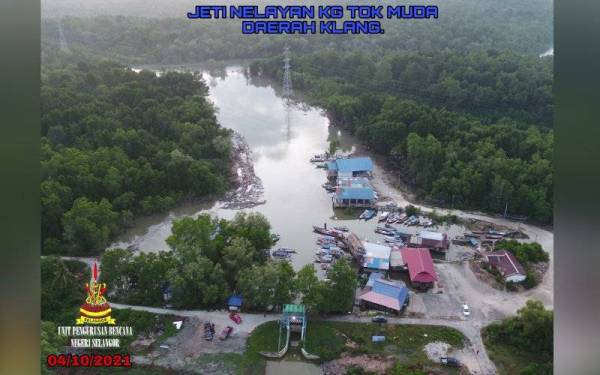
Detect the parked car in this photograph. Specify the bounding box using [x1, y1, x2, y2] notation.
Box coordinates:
[440, 357, 461, 367]
[203, 322, 215, 341]
[371, 315, 387, 323]
[229, 312, 242, 325]
[219, 326, 233, 340]
[462, 304, 470, 316]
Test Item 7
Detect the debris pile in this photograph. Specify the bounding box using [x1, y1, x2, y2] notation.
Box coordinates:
[222, 132, 265, 209]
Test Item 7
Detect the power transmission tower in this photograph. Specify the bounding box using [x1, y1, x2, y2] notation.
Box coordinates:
[282, 47, 293, 100]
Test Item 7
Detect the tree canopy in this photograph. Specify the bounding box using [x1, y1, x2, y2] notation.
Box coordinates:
[41, 62, 231, 255]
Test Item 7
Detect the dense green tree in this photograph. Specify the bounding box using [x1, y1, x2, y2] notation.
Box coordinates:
[41, 63, 231, 255]
[238, 261, 296, 310]
[483, 300, 553, 373]
[294, 264, 323, 312]
[221, 237, 255, 288]
[167, 256, 229, 309]
[62, 197, 119, 255]
[41, 321, 66, 375]
[318, 258, 357, 314]
[224, 212, 274, 260]
[166, 214, 220, 262]
[41, 257, 89, 322]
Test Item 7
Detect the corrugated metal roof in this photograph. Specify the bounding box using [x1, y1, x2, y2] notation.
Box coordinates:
[366, 272, 385, 287]
[332, 157, 374, 173]
[335, 187, 374, 200]
[283, 304, 306, 314]
[363, 256, 390, 270]
[420, 231, 444, 241]
[486, 250, 526, 277]
[338, 177, 371, 188]
[359, 278, 408, 311]
[400, 247, 437, 283]
[363, 241, 391, 258]
[390, 249, 405, 267]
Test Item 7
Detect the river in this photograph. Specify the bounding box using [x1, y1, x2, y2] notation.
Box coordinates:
[111, 65, 387, 271]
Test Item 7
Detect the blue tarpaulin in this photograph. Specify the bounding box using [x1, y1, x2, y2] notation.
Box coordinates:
[228, 295, 243, 307]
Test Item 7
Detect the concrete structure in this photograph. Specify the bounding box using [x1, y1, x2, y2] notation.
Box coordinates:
[358, 273, 409, 314]
[486, 250, 527, 283]
[361, 241, 391, 271]
[400, 247, 437, 289]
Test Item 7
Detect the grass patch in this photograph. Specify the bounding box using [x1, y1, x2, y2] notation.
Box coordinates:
[305, 321, 464, 364]
[240, 320, 282, 374]
[247, 321, 466, 374]
[333, 208, 364, 220]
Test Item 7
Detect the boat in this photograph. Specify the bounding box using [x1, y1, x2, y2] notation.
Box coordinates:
[322, 183, 336, 192]
[378, 212, 389, 222]
[272, 249, 291, 258]
[278, 247, 297, 254]
[270, 233, 281, 242]
[316, 163, 327, 169]
[313, 225, 330, 235]
[310, 154, 328, 163]
[333, 226, 349, 232]
[360, 209, 376, 221]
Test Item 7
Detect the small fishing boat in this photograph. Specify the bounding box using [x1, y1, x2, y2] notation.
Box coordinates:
[378, 212, 389, 222]
[310, 154, 328, 162]
[313, 225, 330, 235]
[322, 183, 336, 192]
[278, 247, 297, 254]
[333, 226, 349, 232]
[360, 209, 376, 221]
[270, 233, 280, 242]
[272, 249, 291, 258]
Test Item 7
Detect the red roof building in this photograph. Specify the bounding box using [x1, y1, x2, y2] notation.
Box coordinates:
[399, 247, 437, 286]
[486, 250, 527, 283]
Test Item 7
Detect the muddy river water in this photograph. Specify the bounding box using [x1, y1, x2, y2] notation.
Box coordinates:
[111, 65, 389, 271]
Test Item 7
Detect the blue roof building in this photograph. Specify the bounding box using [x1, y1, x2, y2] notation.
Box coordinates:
[332, 186, 375, 208]
[358, 273, 409, 313]
[327, 157, 374, 179]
